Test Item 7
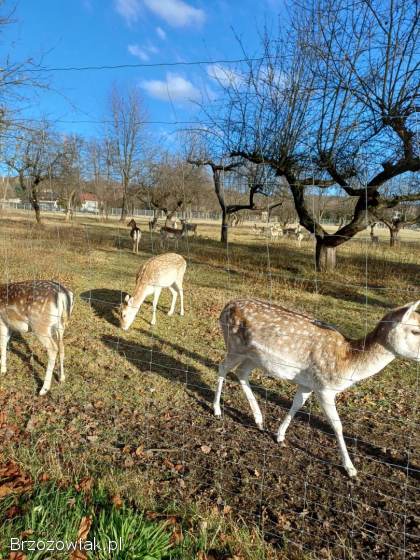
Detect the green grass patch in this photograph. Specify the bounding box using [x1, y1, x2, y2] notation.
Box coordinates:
[0, 483, 172, 559]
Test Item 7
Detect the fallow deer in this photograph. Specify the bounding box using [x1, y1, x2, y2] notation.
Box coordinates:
[0, 280, 74, 395]
[214, 298, 420, 477]
[128, 219, 141, 254]
[119, 253, 186, 328]
[159, 223, 187, 249]
[180, 219, 198, 237]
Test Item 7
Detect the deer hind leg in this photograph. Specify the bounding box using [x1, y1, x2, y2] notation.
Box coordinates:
[151, 287, 162, 326]
[57, 327, 65, 383]
[235, 360, 264, 429]
[213, 353, 244, 418]
[0, 324, 10, 374]
[277, 385, 312, 443]
[316, 389, 357, 477]
[37, 331, 58, 396]
[167, 286, 177, 316]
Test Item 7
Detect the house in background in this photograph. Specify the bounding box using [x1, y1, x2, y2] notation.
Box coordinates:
[38, 190, 60, 211]
[80, 192, 99, 213]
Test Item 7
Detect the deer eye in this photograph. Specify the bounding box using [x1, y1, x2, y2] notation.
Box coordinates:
[411, 330, 420, 335]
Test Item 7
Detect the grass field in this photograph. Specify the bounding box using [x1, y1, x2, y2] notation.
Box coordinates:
[0, 211, 419, 559]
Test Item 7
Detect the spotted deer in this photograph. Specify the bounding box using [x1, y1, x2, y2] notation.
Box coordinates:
[128, 219, 141, 254]
[159, 223, 187, 249]
[214, 298, 420, 477]
[119, 253, 186, 328]
[0, 281, 74, 395]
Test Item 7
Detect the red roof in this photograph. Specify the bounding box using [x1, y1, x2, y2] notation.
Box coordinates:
[80, 192, 98, 202]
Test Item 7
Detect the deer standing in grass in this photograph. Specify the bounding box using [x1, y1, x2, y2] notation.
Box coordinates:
[159, 223, 187, 249]
[119, 253, 186, 328]
[214, 298, 420, 477]
[0, 281, 74, 395]
[128, 219, 141, 254]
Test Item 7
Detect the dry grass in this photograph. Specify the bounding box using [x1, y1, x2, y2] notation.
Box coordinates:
[0, 210, 419, 559]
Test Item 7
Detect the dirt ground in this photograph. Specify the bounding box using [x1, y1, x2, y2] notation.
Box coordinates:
[0, 212, 419, 559]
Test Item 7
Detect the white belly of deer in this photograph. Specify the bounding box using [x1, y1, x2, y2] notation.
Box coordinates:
[252, 342, 310, 384]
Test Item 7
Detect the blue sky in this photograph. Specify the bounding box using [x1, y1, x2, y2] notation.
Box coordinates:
[4, 0, 286, 146]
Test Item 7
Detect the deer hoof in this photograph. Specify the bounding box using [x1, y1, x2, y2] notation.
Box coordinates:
[346, 465, 358, 478]
[39, 387, 49, 396]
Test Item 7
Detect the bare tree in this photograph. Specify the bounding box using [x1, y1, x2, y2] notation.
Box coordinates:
[5, 122, 60, 224]
[135, 156, 206, 226]
[107, 85, 147, 221]
[54, 134, 84, 221]
[202, 0, 420, 269]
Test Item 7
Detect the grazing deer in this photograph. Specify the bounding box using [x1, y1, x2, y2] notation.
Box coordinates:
[0, 281, 74, 395]
[119, 253, 186, 328]
[180, 219, 198, 237]
[214, 298, 420, 477]
[159, 223, 187, 249]
[128, 219, 141, 254]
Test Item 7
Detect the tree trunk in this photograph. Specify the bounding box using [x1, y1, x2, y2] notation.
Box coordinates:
[221, 210, 228, 243]
[65, 191, 76, 222]
[29, 183, 42, 225]
[389, 227, 400, 247]
[316, 240, 337, 271]
[120, 191, 127, 221]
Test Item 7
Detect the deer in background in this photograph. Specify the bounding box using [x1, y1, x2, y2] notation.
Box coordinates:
[214, 298, 420, 477]
[128, 219, 141, 254]
[0, 281, 74, 395]
[180, 219, 198, 237]
[159, 223, 187, 249]
[119, 253, 186, 328]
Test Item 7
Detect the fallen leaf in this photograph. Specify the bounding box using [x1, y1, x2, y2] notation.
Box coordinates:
[76, 515, 92, 541]
[70, 551, 88, 560]
[200, 445, 211, 454]
[112, 495, 123, 509]
[9, 552, 27, 560]
[6, 505, 21, 518]
[75, 477, 93, 494]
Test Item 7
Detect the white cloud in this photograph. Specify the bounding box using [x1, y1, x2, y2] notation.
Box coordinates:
[207, 64, 242, 87]
[128, 44, 149, 61]
[114, 0, 141, 25]
[144, 0, 205, 28]
[128, 43, 158, 61]
[156, 26, 167, 40]
[140, 73, 200, 102]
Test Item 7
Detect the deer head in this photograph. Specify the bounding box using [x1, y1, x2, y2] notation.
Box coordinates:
[119, 294, 139, 331]
[379, 301, 420, 361]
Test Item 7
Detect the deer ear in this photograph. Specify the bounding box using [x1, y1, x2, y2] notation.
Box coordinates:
[402, 301, 420, 323]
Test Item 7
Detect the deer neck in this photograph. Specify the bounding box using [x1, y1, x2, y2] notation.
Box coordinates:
[132, 282, 152, 307]
[345, 328, 395, 383]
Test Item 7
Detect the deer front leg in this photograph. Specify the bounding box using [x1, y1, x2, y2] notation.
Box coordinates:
[167, 286, 177, 316]
[277, 385, 312, 443]
[0, 324, 10, 374]
[213, 353, 243, 417]
[317, 389, 357, 477]
[173, 282, 184, 316]
[151, 287, 162, 326]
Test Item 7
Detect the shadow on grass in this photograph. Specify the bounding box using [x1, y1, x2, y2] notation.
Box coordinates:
[80, 289, 125, 327]
[8, 333, 45, 390]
